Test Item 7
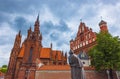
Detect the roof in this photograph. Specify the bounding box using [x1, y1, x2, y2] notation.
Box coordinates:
[18, 44, 25, 58]
[52, 50, 57, 60]
[37, 65, 95, 71]
[18, 46, 63, 60]
[51, 50, 62, 61]
[99, 20, 107, 26]
[57, 51, 62, 61]
[40, 48, 51, 58]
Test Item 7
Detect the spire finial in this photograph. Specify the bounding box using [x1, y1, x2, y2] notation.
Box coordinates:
[80, 19, 82, 22]
[101, 16, 102, 20]
[37, 14, 39, 22]
[50, 42, 52, 49]
[18, 30, 21, 35]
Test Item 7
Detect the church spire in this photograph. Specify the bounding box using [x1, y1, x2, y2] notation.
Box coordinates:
[14, 30, 22, 49]
[34, 14, 40, 27]
[37, 14, 39, 22]
[34, 14, 40, 35]
[18, 30, 21, 36]
[6, 30, 22, 79]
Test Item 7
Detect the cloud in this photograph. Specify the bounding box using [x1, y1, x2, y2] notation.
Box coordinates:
[0, 22, 17, 66]
[41, 19, 71, 51]
[0, 0, 120, 67]
[12, 16, 30, 35]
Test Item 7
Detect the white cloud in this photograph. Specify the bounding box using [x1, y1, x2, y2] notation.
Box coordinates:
[40, 5, 59, 25]
[1, 0, 120, 67]
[0, 22, 17, 66]
[65, 1, 120, 38]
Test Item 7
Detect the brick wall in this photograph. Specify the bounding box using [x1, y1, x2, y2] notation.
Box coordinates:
[35, 70, 118, 79]
[35, 70, 71, 79]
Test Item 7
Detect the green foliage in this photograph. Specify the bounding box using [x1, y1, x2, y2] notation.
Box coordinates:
[89, 32, 120, 71]
[1, 68, 7, 73]
[2, 65, 7, 68]
[0, 65, 7, 73]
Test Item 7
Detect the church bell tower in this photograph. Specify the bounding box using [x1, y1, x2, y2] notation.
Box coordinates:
[17, 15, 42, 79]
[99, 20, 108, 32]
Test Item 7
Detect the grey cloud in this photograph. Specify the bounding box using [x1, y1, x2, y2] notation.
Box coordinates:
[11, 16, 30, 35]
[41, 20, 70, 35]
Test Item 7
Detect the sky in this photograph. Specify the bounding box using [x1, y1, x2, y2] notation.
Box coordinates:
[0, 0, 120, 66]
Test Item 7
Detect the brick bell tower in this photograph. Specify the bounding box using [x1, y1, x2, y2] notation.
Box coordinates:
[5, 31, 22, 79]
[17, 15, 42, 79]
[99, 20, 108, 32]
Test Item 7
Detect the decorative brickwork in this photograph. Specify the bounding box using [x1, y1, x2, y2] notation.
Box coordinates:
[70, 20, 108, 54]
[5, 15, 67, 79]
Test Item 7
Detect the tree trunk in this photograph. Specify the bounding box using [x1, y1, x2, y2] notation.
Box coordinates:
[109, 69, 113, 79]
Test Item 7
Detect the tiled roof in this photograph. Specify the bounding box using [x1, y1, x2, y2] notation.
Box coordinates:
[52, 50, 62, 61]
[57, 51, 62, 61]
[52, 50, 57, 60]
[38, 65, 95, 70]
[40, 48, 51, 58]
[18, 44, 25, 58]
[18, 46, 63, 60]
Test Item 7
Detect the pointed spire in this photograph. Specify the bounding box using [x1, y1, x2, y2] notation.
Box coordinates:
[35, 14, 40, 26]
[18, 30, 21, 36]
[34, 14, 40, 34]
[50, 43, 52, 49]
[65, 52, 67, 58]
[17, 30, 22, 39]
[80, 19, 82, 22]
[100, 16, 102, 20]
[30, 26, 32, 30]
[37, 14, 39, 22]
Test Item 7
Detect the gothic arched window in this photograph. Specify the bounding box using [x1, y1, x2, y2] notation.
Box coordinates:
[28, 47, 33, 63]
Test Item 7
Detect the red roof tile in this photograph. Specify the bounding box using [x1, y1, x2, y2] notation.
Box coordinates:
[18, 46, 64, 60]
[52, 50, 57, 60]
[52, 50, 62, 61]
[40, 48, 51, 58]
[18, 44, 25, 58]
[57, 51, 62, 61]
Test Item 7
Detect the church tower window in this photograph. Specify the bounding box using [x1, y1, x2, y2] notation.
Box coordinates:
[28, 47, 33, 63]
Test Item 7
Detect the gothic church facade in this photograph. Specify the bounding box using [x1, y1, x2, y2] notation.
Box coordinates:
[70, 20, 108, 66]
[5, 15, 67, 79]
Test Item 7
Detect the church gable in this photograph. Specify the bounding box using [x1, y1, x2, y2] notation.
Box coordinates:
[70, 22, 96, 54]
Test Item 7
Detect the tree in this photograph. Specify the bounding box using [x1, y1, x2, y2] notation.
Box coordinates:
[2, 65, 7, 68]
[89, 32, 120, 79]
[0, 65, 7, 73]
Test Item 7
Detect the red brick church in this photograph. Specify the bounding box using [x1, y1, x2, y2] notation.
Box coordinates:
[5, 15, 67, 79]
[5, 14, 115, 79]
[70, 20, 108, 66]
[70, 20, 108, 54]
